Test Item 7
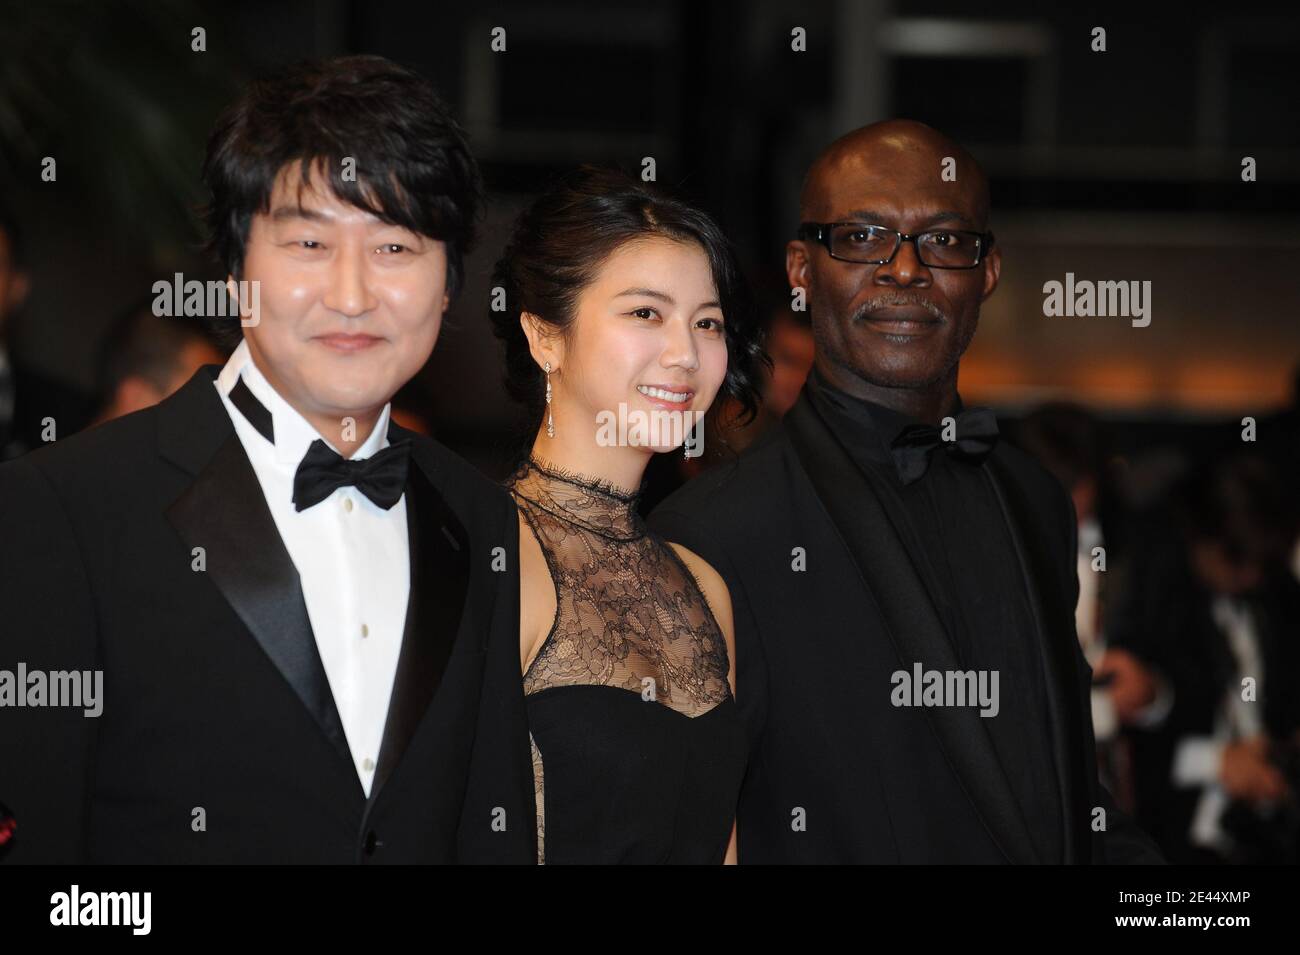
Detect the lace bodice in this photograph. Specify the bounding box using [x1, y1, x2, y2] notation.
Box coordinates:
[509, 456, 732, 717]
[508, 457, 744, 863]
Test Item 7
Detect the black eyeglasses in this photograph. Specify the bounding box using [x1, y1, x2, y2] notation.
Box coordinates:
[798, 222, 995, 269]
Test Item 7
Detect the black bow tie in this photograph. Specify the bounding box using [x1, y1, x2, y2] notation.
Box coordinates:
[888, 407, 999, 484]
[226, 375, 411, 512]
[293, 438, 412, 512]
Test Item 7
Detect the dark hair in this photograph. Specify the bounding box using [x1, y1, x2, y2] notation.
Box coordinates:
[1178, 454, 1295, 568]
[97, 301, 219, 402]
[201, 55, 481, 296]
[490, 165, 766, 440]
[1015, 402, 1101, 492]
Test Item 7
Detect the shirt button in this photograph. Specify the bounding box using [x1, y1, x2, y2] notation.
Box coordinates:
[361, 623, 369, 638]
[362, 757, 375, 772]
[343, 497, 354, 513]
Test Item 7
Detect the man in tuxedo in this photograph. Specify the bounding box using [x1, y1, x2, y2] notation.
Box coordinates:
[0, 56, 534, 863]
[651, 120, 1162, 863]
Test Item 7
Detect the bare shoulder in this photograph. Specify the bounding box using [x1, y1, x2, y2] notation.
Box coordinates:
[666, 542, 736, 684]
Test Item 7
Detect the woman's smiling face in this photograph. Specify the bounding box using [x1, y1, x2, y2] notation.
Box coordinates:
[548, 236, 729, 452]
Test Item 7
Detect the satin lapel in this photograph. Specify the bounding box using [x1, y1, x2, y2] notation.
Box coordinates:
[161, 370, 355, 779]
[369, 435, 470, 804]
[982, 452, 1088, 862]
[785, 395, 1038, 863]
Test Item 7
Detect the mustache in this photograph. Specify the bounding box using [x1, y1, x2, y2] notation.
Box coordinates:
[854, 293, 947, 323]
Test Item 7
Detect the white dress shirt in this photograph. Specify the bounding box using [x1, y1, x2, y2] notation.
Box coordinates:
[215, 341, 410, 797]
[1075, 518, 1173, 737]
[1075, 518, 1119, 740]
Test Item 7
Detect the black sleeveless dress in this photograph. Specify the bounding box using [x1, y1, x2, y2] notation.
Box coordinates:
[509, 458, 747, 864]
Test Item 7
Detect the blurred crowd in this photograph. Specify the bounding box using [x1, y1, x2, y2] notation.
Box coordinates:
[1015, 392, 1300, 864]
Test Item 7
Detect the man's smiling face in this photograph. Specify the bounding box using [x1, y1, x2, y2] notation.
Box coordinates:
[237, 161, 448, 429]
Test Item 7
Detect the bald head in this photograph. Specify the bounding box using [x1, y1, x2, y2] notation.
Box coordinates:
[799, 119, 990, 229]
[785, 119, 1002, 418]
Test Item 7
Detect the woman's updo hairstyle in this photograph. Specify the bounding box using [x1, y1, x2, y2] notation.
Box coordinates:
[490, 165, 766, 436]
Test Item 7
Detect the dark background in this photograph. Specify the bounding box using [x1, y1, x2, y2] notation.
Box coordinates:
[4, 0, 1298, 471]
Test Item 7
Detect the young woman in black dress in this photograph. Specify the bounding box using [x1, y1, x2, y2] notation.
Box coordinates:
[491, 167, 766, 863]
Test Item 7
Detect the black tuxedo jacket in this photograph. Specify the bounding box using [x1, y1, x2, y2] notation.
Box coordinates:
[650, 391, 1163, 863]
[0, 367, 535, 863]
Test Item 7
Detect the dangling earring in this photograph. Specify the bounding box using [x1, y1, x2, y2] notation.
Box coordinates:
[544, 361, 555, 438]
